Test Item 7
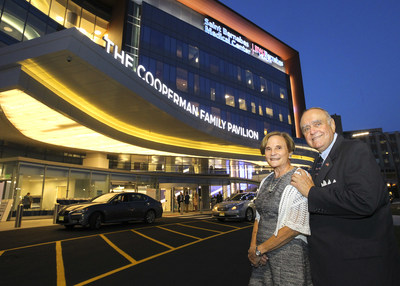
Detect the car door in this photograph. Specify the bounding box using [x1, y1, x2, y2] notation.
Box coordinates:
[107, 193, 132, 221]
[130, 193, 147, 219]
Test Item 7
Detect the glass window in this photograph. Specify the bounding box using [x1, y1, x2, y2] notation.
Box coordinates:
[280, 87, 286, 99]
[245, 70, 254, 89]
[91, 172, 109, 197]
[266, 107, 273, 117]
[0, 0, 28, 41]
[49, 0, 66, 25]
[210, 54, 219, 74]
[210, 87, 216, 101]
[251, 102, 256, 113]
[236, 66, 241, 82]
[176, 40, 183, 58]
[194, 74, 200, 95]
[279, 113, 283, 122]
[43, 166, 68, 210]
[24, 12, 45, 40]
[225, 94, 235, 107]
[176, 67, 188, 92]
[288, 114, 292, 125]
[79, 9, 95, 39]
[17, 164, 44, 211]
[239, 98, 247, 111]
[189, 45, 199, 67]
[65, 1, 80, 28]
[69, 169, 91, 199]
[30, 0, 51, 15]
[260, 77, 268, 95]
[258, 105, 263, 116]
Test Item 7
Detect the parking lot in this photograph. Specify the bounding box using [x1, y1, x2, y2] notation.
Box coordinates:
[0, 214, 253, 285]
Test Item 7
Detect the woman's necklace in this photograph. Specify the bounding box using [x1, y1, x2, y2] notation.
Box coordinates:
[267, 176, 283, 193]
[267, 166, 293, 193]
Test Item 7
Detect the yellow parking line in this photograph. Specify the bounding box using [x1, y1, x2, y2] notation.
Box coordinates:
[100, 234, 137, 264]
[203, 220, 241, 228]
[131, 229, 174, 250]
[157, 226, 201, 240]
[0, 250, 4, 256]
[75, 224, 253, 285]
[55, 241, 66, 286]
[177, 223, 222, 233]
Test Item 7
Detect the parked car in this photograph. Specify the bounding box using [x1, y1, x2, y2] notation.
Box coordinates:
[212, 192, 256, 222]
[56, 192, 163, 229]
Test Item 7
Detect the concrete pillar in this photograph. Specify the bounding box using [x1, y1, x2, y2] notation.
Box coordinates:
[83, 152, 109, 169]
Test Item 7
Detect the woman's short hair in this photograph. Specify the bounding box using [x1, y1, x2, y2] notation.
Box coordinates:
[260, 131, 295, 155]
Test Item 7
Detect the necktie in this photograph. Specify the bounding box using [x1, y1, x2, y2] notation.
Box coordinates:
[313, 155, 323, 179]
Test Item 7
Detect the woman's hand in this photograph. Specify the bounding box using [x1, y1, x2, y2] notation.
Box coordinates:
[248, 246, 268, 267]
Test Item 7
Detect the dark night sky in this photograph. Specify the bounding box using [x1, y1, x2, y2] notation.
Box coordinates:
[220, 0, 400, 132]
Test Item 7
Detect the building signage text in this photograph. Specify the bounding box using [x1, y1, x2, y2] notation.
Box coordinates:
[203, 18, 284, 69]
[103, 37, 259, 140]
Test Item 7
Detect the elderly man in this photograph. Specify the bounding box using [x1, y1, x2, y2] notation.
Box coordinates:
[291, 107, 400, 286]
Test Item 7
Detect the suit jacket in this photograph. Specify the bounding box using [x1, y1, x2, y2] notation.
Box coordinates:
[308, 135, 400, 286]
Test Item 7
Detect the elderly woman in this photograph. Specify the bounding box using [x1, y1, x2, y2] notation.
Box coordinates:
[248, 131, 312, 285]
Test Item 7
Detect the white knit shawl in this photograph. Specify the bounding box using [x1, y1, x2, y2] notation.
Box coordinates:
[255, 169, 311, 243]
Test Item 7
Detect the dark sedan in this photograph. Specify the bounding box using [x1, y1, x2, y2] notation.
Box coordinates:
[56, 192, 163, 229]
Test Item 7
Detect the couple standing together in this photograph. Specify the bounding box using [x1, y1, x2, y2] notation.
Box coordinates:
[248, 107, 400, 286]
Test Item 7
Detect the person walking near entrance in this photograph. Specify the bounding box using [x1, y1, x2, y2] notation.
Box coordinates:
[177, 191, 183, 214]
[184, 192, 190, 212]
[22, 192, 33, 209]
[193, 192, 199, 211]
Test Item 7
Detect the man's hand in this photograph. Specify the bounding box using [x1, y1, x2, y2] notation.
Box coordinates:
[291, 169, 315, 198]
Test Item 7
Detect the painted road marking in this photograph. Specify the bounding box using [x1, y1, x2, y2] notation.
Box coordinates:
[55, 241, 66, 286]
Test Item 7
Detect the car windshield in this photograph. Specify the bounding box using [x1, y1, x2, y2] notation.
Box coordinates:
[227, 193, 252, 201]
[91, 193, 116, 203]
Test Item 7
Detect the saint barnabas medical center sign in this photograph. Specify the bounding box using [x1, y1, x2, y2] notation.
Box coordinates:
[102, 37, 259, 141]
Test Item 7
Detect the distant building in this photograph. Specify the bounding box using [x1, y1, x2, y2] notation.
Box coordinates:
[343, 129, 400, 198]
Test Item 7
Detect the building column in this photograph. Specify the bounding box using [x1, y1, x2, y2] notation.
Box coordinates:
[83, 152, 109, 169]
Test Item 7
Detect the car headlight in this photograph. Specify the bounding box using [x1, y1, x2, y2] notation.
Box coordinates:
[213, 206, 218, 211]
[231, 204, 243, 210]
[71, 208, 88, 214]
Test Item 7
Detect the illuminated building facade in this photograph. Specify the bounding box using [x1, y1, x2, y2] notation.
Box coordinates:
[0, 0, 316, 219]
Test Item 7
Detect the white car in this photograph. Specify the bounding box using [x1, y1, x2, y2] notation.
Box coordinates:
[212, 192, 256, 222]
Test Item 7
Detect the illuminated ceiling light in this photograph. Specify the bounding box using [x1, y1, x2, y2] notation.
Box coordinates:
[0, 89, 187, 156]
[56, 16, 64, 22]
[18, 59, 267, 157]
[94, 30, 102, 35]
[3, 26, 13, 32]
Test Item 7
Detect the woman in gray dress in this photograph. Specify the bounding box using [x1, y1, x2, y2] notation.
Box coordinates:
[248, 131, 312, 285]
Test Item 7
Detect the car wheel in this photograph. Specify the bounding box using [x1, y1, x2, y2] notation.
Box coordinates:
[64, 225, 74, 230]
[89, 212, 102, 229]
[245, 208, 254, 222]
[144, 210, 156, 224]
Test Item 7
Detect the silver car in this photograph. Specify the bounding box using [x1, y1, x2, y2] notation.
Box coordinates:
[212, 192, 256, 222]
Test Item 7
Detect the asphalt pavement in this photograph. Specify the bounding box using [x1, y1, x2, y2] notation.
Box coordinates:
[0, 212, 253, 286]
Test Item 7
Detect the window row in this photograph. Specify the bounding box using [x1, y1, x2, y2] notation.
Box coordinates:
[140, 25, 288, 100]
[0, 0, 109, 44]
[140, 55, 293, 126]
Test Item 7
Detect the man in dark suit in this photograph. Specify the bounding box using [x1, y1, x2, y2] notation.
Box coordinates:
[291, 107, 400, 286]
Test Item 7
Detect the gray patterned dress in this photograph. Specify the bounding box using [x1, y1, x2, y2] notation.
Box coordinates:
[248, 169, 312, 286]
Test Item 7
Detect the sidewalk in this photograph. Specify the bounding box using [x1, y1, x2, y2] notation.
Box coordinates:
[0, 211, 212, 232]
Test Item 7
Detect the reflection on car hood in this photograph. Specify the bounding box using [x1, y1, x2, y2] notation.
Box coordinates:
[62, 202, 102, 211]
[215, 201, 244, 208]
